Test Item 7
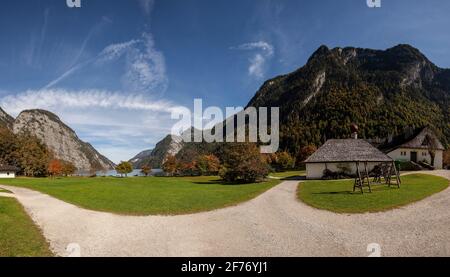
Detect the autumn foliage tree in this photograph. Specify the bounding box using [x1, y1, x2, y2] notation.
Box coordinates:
[48, 159, 63, 177]
[196, 154, 220, 176]
[162, 155, 179, 176]
[61, 161, 77, 176]
[297, 145, 317, 166]
[219, 143, 269, 183]
[116, 161, 133, 177]
[141, 165, 152, 176]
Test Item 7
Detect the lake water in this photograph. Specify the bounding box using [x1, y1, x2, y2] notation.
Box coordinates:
[79, 169, 163, 177]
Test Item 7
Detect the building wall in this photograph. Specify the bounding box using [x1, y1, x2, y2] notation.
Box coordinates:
[306, 162, 383, 179]
[387, 148, 443, 169]
[0, 172, 15, 179]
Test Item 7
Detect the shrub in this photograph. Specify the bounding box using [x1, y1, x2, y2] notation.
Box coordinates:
[271, 151, 295, 171]
[195, 154, 220, 176]
[219, 143, 269, 183]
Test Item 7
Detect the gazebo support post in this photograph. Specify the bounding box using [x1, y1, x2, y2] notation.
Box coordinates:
[392, 161, 401, 188]
[354, 161, 364, 194]
[364, 162, 372, 193]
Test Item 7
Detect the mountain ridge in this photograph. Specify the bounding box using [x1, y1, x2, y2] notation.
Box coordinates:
[247, 44, 449, 154]
[0, 107, 115, 172]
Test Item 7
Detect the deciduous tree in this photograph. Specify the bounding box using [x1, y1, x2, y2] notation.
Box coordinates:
[116, 161, 133, 177]
[219, 143, 269, 183]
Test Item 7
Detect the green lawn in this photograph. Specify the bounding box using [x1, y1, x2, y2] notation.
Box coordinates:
[0, 188, 11, 193]
[298, 174, 449, 213]
[270, 170, 306, 179]
[0, 176, 280, 215]
[0, 197, 53, 257]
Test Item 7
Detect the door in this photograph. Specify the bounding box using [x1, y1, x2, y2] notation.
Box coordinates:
[410, 152, 417, 163]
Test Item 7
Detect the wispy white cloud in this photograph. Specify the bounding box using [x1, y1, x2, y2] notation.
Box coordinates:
[232, 41, 274, 56]
[0, 89, 181, 163]
[96, 40, 139, 64]
[43, 32, 168, 95]
[122, 33, 168, 94]
[137, 0, 155, 15]
[231, 41, 274, 78]
[0, 89, 178, 115]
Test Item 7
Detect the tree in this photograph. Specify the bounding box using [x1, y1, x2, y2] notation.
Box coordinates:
[179, 161, 198, 176]
[444, 149, 450, 169]
[424, 134, 438, 166]
[274, 151, 295, 171]
[219, 143, 269, 183]
[16, 133, 52, 177]
[297, 145, 317, 166]
[48, 159, 63, 178]
[116, 161, 133, 177]
[141, 165, 152, 177]
[196, 154, 220, 176]
[61, 161, 77, 177]
[162, 155, 179, 176]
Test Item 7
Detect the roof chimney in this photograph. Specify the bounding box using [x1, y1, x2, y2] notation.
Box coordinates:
[350, 123, 358, 139]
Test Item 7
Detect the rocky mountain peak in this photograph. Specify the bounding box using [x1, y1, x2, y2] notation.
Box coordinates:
[12, 109, 114, 172]
[0, 107, 14, 130]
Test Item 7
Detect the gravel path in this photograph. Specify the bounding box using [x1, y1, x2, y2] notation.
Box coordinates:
[1, 170, 449, 257]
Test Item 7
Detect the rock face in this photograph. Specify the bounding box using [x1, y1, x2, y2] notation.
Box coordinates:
[129, 135, 184, 168]
[129, 149, 153, 169]
[0, 107, 14, 130]
[12, 109, 114, 172]
[247, 44, 450, 153]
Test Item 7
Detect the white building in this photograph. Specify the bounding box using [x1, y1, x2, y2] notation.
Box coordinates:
[0, 164, 18, 178]
[304, 139, 393, 179]
[380, 127, 444, 169]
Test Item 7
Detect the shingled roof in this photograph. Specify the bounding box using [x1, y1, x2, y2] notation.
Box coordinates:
[0, 164, 19, 172]
[379, 127, 445, 153]
[305, 139, 393, 163]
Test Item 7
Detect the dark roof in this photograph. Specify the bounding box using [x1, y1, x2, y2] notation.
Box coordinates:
[379, 127, 445, 152]
[305, 139, 393, 163]
[0, 164, 19, 172]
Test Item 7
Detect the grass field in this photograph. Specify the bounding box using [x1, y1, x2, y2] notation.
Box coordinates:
[0, 176, 280, 215]
[0, 197, 53, 257]
[269, 170, 306, 179]
[298, 174, 449, 213]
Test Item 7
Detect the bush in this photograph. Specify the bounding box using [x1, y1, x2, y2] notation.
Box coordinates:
[397, 161, 422, 171]
[195, 154, 220, 176]
[219, 143, 269, 183]
[272, 151, 295, 171]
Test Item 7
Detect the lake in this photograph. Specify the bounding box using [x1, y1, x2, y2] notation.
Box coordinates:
[78, 169, 163, 177]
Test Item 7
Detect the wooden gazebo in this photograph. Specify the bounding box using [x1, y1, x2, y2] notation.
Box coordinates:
[304, 139, 401, 193]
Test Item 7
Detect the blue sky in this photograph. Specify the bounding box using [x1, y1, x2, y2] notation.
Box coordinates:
[1, 0, 450, 163]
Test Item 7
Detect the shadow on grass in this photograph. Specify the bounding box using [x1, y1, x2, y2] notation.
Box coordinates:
[281, 176, 306, 181]
[312, 185, 401, 195]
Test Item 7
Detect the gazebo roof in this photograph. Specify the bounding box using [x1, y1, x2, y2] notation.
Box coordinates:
[305, 139, 393, 163]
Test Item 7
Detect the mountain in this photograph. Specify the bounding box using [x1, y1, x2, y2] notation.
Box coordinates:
[0, 107, 14, 130]
[129, 135, 184, 168]
[12, 109, 115, 172]
[247, 44, 449, 154]
[129, 149, 153, 169]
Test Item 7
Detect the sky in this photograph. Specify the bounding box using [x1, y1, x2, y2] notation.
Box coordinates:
[1, 0, 450, 163]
